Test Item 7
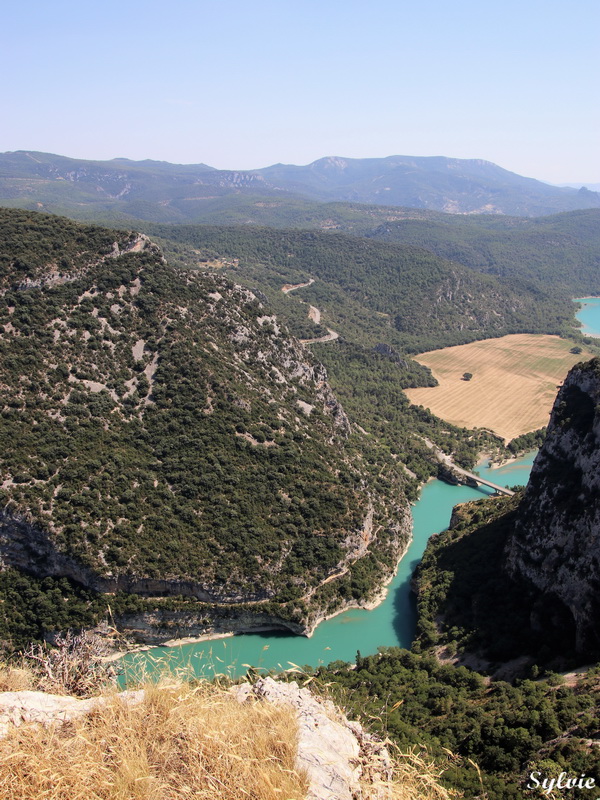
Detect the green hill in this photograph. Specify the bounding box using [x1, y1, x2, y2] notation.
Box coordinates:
[145, 223, 578, 352]
[0, 209, 415, 645]
[365, 208, 600, 298]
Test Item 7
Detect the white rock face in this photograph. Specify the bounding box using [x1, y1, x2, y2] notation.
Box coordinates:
[234, 677, 391, 800]
[505, 359, 600, 655]
[0, 688, 144, 739]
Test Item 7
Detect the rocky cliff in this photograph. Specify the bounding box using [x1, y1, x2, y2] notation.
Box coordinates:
[0, 675, 451, 800]
[505, 358, 600, 656]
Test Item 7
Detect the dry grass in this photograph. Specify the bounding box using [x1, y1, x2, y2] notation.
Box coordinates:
[0, 670, 461, 800]
[405, 334, 593, 441]
[361, 747, 460, 799]
[0, 666, 34, 693]
[0, 680, 308, 800]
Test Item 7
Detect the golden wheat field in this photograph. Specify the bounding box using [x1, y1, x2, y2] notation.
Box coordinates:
[404, 334, 594, 442]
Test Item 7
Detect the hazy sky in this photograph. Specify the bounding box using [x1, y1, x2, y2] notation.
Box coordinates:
[2, 0, 598, 183]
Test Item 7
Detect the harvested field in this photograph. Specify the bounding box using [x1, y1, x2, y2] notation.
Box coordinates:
[404, 334, 594, 442]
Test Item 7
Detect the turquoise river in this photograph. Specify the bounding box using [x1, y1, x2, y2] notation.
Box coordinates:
[122, 452, 536, 682]
[575, 297, 600, 338]
[120, 302, 599, 681]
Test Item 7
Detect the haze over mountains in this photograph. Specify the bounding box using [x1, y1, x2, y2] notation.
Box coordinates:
[1, 150, 599, 224]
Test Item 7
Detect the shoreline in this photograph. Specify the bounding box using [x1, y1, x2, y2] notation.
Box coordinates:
[573, 296, 600, 338]
[103, 631, 236, 662]
[477, 451, 527, 469]
[105, 529, 414, 664]
[302, 531, 413, 637]
[105, 451, 523, 666]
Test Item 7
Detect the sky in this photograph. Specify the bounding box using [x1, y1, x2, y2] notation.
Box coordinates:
[2, 0, 598, 184]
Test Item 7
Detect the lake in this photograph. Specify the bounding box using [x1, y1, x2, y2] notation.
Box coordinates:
[121, 451, 536, 683]
[575, 297, 600, 337]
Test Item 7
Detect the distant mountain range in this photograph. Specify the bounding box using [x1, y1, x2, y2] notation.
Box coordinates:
[1, 150, 598, 222]
[560, 182, 600, 192]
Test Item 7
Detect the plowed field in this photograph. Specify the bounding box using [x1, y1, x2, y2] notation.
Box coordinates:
[404, 335, 593, 442]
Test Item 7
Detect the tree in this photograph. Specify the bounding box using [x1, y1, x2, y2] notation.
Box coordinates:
[462, 372, 473, 381]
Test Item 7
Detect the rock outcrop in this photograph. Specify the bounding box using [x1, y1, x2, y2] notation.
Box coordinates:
[235, 677, 392, 800]
[0, 678, 392, 800]
[505, 358, 600, 656]
[0, 688, 145, 740]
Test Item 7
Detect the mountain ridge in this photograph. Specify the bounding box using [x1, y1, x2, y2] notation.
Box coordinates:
[2, 150, 598, 220]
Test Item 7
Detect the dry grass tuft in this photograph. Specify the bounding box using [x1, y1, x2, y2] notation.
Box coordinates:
[0, 665, 35, 693]
[0, 680, 308, 800]
[366, 747, 460, 799]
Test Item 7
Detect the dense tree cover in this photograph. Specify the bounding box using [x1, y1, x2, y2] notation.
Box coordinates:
[0, 569, 107, 650]
[0, 208, 138, 289]
[367, 209, 600, 301]
[0, 209, 411, 643]
[507, 428, 547, 456]
[313, 649, 600, 800]
[143, 224, 577, 352]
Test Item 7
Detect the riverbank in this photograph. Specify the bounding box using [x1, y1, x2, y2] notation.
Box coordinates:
[105, 533, 412, 664]
[116, 453, 536, 681]
[479, 450, 531, 469]
[574, 296, 600, 338]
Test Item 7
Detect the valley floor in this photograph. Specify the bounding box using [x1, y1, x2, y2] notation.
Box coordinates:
[404, 334, 593, 441]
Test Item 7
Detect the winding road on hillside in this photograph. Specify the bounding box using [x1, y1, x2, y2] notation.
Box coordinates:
[283, 281, 512, 491]
[281, 279, 339, 344]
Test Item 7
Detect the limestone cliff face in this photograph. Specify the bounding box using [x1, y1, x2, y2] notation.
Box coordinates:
[505, 358, 600, 655]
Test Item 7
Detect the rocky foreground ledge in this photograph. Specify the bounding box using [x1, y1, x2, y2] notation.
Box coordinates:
[0, 677, 394, 800]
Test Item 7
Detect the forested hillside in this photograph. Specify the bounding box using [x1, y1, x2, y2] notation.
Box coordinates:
[367, 208, 600, 299]
[0, 209, 520, 651]
[145, 224, 577, 352]
[0, 209, 416, 645]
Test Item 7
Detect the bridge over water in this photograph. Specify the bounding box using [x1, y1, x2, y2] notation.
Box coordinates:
[423, 438, 515, 497]
[449, 464, 515, 497]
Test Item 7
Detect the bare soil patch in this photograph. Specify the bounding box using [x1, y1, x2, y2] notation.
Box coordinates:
[308, 305, 321, 324]
[404, 334, 594, 442]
